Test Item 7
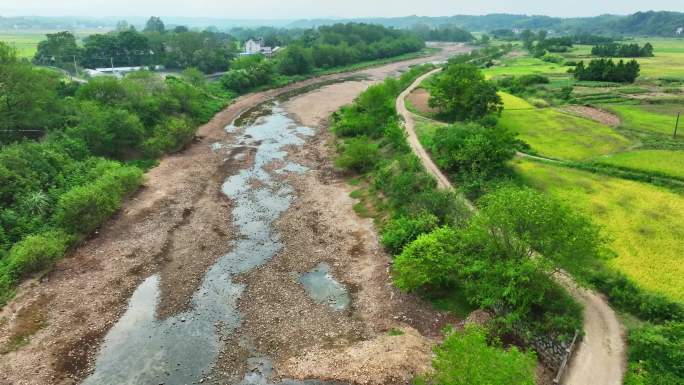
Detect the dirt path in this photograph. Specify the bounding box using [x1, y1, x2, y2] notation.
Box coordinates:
[398, 71, 626, 385]
[560, 105, 621, 127]
[0, 43, 468, 385]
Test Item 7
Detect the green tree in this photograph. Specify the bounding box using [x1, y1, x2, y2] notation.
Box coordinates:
[520, 29, 535, 50]
[423, 325, 536, 385]
[277, 44, 313, 75]
[181, 67, 206, 88]
[430, 123, 517, 181]
[475, 186, 608, 277]
[0, 43, 61, 142]
[144, 16, 165, 33]
[33, 31, 81, 71]
[428, 64, 502, 122]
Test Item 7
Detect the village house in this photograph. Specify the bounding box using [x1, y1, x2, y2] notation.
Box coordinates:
[677, 27, 683, 35]
[240, 38, 280, 58]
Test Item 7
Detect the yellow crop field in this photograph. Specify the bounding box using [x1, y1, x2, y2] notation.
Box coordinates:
[513, 158, 684, 303]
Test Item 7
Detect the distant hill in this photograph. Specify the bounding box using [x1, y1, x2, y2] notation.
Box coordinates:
[0, 16, 294, 31]
[289, 11, 684, 37]
[1, 11, 682, 37]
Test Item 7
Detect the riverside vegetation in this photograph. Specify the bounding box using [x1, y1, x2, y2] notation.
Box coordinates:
[330, 57, 615, 383]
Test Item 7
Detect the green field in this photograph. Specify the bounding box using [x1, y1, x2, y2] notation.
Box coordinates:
[595, 150, 684, 179]
[483, 56, 570, 79]
[605, 104, 682, 136]
[0, 32, 43, 58]
[513, 158, 684, 303]
[0, 29, 107, 58]
[497, 93, 631, 160]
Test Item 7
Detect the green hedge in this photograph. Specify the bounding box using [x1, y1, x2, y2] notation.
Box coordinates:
[54, 166, 143, 235]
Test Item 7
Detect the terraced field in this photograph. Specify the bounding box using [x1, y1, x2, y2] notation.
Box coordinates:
[513, 158, 684, 303]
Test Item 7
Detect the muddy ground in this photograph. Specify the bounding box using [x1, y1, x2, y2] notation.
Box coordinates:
[0, 43, 470, 385]
[405, 87, 438, 116]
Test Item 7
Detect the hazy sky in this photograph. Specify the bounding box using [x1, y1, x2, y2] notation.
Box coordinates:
[1, 0, 682, 19]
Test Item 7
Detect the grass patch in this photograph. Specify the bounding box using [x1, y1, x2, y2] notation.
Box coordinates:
[595, 150, 684, 180]
[498, 93, 631, 161]
[388, 328, 405, 336]
[606, 104, 682, 136]
[483, 56, 569, 78]
[513, 158, 684, 304]
[427, 289, 477, 319]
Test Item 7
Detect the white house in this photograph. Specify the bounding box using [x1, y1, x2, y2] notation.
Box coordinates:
[240, 38, 280, 58]
[677, 27, 683, 36]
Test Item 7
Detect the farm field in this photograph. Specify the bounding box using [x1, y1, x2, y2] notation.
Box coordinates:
[595, 150, 684, 179]
[497, 92, 631, 161]
[483, 56, 569, 78]
[604, 103, 682, 136]
[0, 29, 108, 58]
[513, 157, 684, 304]
[565, 38, 684, 80]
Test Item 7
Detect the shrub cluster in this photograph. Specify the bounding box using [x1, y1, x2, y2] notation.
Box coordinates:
[1, 42, 227, 305]
[415, 325, 537, 385]
[624, 322, 684, 385]
[393, 186, 599, 338]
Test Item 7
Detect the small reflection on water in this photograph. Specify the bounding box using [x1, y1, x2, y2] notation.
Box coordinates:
[299, 263, 351, 311]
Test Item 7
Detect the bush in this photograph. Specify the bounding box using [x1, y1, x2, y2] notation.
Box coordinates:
[381, 212, 439, 255]
[335, 137, 380, 173]
[4, 230, 72, 280]
[143, 116, 196, 157]
[424, 325, 537, 385]
[430, 123, 517, 187]
[624, 322, 683, 385]
[588, 269, 684, 323]
[541, 53, 564, 64]
[54, 166, 143, 235]
[517, 74, 550, 86]
[393, 226, 462, 292]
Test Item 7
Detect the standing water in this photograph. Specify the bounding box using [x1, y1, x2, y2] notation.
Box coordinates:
[82, 102, 343, 385]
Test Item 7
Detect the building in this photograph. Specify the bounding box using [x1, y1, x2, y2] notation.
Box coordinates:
[240, 38, 280, 58]
[677, 27, 683, 36]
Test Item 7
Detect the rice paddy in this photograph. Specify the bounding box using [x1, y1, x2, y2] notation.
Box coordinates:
[513, 158, 684, 303]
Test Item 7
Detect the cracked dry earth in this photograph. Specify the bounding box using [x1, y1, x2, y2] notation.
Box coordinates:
[0, 43, 470, 385]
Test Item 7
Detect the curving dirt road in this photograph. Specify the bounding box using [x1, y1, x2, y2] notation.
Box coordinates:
[0, 43, 469, 385]
[397, 71, 626, 385]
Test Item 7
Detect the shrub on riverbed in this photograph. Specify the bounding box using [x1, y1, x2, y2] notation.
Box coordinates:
[3, 230, 72, 280]
[54, 165, 143, 235]
[416, 325, 536, 385]
[381, 212, 440, 255]
[335, 137, 380, 173]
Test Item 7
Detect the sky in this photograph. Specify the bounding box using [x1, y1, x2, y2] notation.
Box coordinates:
[0, 0, 682, 19]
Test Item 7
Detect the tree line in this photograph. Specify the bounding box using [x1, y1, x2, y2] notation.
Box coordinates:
[409, 24, 475, 42]
[591, 42, 654, 57]
[573, 58, 641, 83]
[33, 19, 237, 74]
[220, 23, 425, 93]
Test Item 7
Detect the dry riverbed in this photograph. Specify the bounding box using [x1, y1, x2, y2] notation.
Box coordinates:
[0, 43, 470, 385]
